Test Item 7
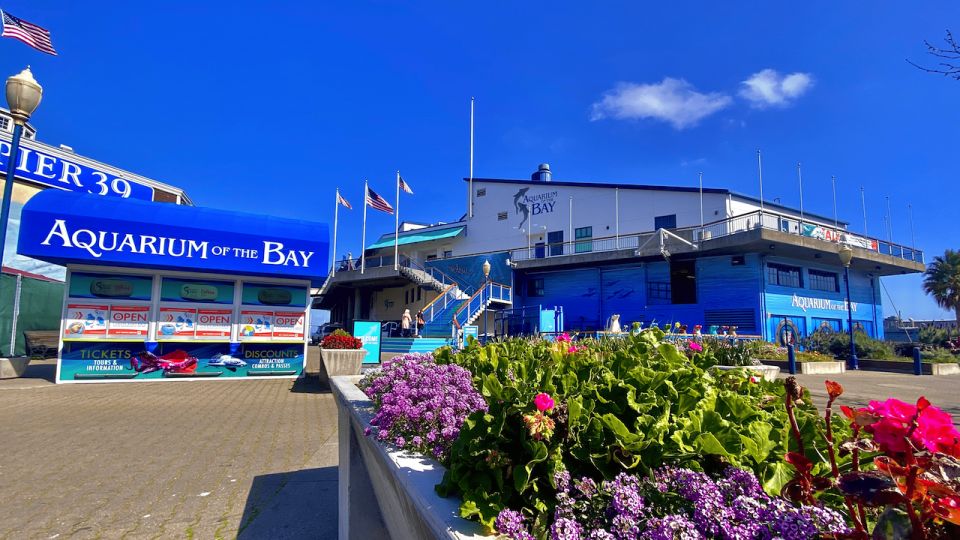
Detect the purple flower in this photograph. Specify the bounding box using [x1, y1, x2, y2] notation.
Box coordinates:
[495, 508, 526, 536]
[550, 517, 583, 540]
[554, 470, 571, 493]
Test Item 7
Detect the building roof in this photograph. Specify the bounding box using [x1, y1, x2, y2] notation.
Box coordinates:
[367, 226, 465, 250]
[465, 177, 848, 226]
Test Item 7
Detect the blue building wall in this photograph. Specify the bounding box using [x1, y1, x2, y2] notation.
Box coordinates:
[517, 253, 885, 342]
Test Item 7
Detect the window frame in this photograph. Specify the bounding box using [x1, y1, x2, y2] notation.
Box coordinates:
[808, 269, 839, 292]
[766, 263, 803, 288]
[574, 226, 593, 253]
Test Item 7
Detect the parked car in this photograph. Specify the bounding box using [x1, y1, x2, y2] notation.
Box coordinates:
[311, 323, 343, 345]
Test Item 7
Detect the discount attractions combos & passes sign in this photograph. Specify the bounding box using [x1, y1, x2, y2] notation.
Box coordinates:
[17, 190, 330, 383]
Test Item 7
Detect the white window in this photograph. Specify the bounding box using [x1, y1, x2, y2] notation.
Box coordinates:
[0, 116, 9, 132]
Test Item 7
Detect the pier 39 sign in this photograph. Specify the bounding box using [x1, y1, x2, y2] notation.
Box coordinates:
[0, 137, 154, 200]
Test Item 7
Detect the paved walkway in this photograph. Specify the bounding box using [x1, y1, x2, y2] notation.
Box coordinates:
[0, 359, 338, 540]
[783, 370, 960, 424]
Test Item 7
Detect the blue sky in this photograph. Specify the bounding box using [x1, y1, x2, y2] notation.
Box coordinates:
[2, 1, 957, 318]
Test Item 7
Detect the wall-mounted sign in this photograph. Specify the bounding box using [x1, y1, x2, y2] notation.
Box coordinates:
[239, 310, 273, 338]
[64, 303, 108, 337]
[790, 294, 858, 314]
[196, 309, 232, 338]
[158, 307, 197, 338]
[107, 305, 149, 337]
[160, 277, 234, 304]
[0, 138, 154, 200]
[69, 272, 153, 301]
[18, 190, 330, 284]
[513, 187, 559, 227]
[242, 283, 306, 307]
[273, 311, 305, 339]
[801, 224, 878, 252]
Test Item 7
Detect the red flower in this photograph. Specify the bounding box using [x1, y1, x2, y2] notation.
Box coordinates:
[688, 341, 703, 352]
[534, 392, 555, 412]
[320, 333, 363, 349]
[825, 380, 843, 400]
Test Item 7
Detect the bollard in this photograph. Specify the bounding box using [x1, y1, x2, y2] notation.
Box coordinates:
[913, 346, 922, 376]
[787, 344, 797, 375]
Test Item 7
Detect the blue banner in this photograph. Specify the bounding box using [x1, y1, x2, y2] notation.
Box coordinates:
[0, 138, 154, 200]
[18, 190, 330, 284]
[354, 321, 381, 364]
[462, 325, 478, 345]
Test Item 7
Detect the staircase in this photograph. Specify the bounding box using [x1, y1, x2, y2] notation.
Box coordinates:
[451, 281, 512, 331]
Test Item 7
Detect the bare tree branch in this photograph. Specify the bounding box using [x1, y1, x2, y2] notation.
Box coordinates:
[909, 30, 960, 80]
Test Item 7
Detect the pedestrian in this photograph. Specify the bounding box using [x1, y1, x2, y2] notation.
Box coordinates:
[401, 309, 412, 338]
[346, 252, 355, 270]
[416, 310, 425, 338]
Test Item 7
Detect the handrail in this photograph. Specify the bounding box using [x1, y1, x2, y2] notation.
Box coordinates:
[421, 283, 457, 316]
[452, 281, 512, 329]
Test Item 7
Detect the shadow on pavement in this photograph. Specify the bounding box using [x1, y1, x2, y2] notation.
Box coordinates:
[290, 376, 332, 394]
[19, 358, 56, 383]
[238, 466, 338, 539]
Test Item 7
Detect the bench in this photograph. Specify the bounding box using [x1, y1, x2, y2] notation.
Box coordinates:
[24, 330, 59, 359]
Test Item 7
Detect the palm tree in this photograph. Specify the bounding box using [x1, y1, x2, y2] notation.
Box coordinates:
[923, 249, 960, 325]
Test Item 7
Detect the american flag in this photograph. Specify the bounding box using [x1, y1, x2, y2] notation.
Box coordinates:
[336, 190, 352, 210]
[1, 10, 57, 56]
[366, 186, 394, 214]
[398, 174, 413, 195]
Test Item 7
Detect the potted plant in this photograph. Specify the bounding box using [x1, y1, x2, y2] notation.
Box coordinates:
[319, 329, 366, 381]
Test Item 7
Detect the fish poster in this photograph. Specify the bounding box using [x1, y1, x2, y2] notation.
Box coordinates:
[239, 310, 273, 338]
[272, 311, 304, 339]
[64, 304, 109, 337]
[195, 308, 232, 338]
[107, 305, 149, 337]
[158, 307, 197, 338]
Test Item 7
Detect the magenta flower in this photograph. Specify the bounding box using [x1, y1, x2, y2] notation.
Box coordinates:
[556, 333, 573, 343]
[688, 341, 703, 352]
[534, 392, 555, 412]
[568, 345, 584, 354]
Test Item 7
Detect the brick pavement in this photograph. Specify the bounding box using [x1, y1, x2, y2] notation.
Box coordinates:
[0, 359, 339, 540]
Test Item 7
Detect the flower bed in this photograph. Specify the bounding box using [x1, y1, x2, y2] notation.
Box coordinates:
[348, 329, 960, 539]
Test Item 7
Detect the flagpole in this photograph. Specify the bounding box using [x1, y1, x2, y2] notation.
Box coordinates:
[394, 171, 400, 270]
[756, 150, 765, 227]
[831, 176, 838, 228]
[361, 180, 368, 274]
[908, 203, 916, 250]
[468, 97, 475, 219]
[885, 195, 893, 243]
[332, 189, 339, 277]
[797, 162, 804, 226]
[698, 171, 704, 232]
[568, 196, 573, 256]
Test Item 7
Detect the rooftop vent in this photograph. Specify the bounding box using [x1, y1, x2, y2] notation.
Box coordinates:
[59, 144, 74, 153]
[531, 163, 552, 182]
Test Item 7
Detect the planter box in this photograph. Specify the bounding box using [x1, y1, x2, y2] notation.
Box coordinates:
[764, 360, 847, 375]
[331, 376, 490, 540]
[931, 363, 960, 376]
[710, 364, 780, 382]
[319, 349, 366, 383]
[0, 357, 30, 379]
[855, 359, 960, 376]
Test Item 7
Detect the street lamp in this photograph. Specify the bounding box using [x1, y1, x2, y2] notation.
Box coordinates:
[0, 67, 43, 268]
[838, 243, 859, 370]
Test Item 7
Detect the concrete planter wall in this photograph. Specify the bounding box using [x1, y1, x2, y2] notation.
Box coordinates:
[764, 360, 847, 375]
[856, 359, 960, 376]
[319, 349, 366, 382]
[331, 376, 490, 540]
[0, 357, 30, 379]
[710, 364, 780, 382]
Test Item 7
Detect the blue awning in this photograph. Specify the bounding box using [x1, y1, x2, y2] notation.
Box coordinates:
[18, 190, 329, 286]
[367, 226, 465, 250]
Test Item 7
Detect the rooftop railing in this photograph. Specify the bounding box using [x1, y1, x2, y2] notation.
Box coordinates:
[510, 209, 924, 264]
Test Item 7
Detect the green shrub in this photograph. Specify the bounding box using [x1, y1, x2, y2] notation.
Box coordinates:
[433, 329, 834, 531]
[827, 332, 894, 359]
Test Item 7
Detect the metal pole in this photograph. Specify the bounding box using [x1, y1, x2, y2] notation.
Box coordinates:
[394, 171, 400, 270]
[860, 186, 868, 236]
[787, 343, 796, 375]
[797, 162, 804, 226]
[698, 171, 704, 234]
[361, 180, 368, 274]
[756, 150, 764, 215]
[0, 123, 24, 268]
[615, 187, 620, 248]
[844, 265, 859, 370]
[9, 273, 21, 356]
[885, 196, 893, 243]
[831, 176, 838, 228]
[468, 97, 474, 219]
[908, 203, 916, 250]
[568, 197, 573, 255]
[913, 346, 922, 376]
[332, 189, 339, 276]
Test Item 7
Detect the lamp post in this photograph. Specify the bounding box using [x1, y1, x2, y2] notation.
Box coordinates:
[838, 244, 859, 370]
[482, 259, 491, 343]
[1, 67, 43, 269]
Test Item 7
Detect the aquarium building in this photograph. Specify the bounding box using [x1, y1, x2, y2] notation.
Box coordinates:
[317, 164, 924, 346]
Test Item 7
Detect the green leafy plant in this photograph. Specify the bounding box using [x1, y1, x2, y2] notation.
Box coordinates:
[803, 329, 894, 360]
[433, 329, 832, 532]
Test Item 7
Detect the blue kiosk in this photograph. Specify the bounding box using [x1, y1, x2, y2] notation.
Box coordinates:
[16, 190, 329, 383]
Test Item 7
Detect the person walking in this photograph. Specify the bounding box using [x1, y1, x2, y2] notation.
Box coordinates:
[416, 310, 425, 338]
[401, 309, 412, 338]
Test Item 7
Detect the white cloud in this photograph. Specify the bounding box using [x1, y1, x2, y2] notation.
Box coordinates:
[739, 69, 813, 108]
[590, 78, 732, 129]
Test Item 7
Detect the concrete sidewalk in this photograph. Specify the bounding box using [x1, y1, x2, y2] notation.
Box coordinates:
[0, 359, 339, 539]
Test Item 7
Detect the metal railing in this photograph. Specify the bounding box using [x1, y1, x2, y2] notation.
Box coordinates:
[510, 210, 924, 264]
[452, 281, 512, 329]
[421, 283, 463, 324]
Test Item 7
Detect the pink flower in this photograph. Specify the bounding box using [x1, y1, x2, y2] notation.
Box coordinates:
[859, 398, 960, 457]
[567, 345, 584, 354]
[688, 342, 703, 352]
[555, 333, 572, 343]
[534, 392, 555, 412]
[749, 375, 761, 384]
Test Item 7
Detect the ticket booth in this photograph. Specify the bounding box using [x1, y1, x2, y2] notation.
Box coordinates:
[16, 190, 328, 383]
